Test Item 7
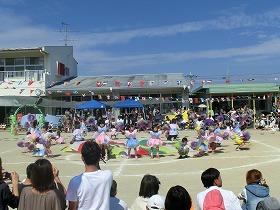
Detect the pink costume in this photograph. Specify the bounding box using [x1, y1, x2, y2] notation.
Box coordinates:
[147, 131, 163, 147]
[94, 126, 110, 145]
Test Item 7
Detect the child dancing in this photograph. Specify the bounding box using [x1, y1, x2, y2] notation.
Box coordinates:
[147, 125, 163, 158]
[124, 126, 139, 159]
[167, 119, 179, 141]
[93, 121, 111, 161]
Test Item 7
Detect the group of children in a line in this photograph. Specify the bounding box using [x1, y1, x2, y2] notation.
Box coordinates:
[17, 117, 251, 160]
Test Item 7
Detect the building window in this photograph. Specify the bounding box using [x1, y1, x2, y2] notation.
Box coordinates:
[5, 66, 15, 71]
[72, 96, 82, 102]
[26, 65, 44, 70]
[15, 58, 24, 65]
[5, 58, 14, 66]
[15, 66, 24, 71]
[0, 59, 4, 66]
[29, 57, 43, 65]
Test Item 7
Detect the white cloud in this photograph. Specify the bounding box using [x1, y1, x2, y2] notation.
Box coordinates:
[73, 8, 280, 47]
[81, 38, 280, 74]
[0, 8, 61, 48]
[1, 6, 280, 75]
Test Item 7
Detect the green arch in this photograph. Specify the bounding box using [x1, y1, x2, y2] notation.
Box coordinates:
[10, 104, 45, 135]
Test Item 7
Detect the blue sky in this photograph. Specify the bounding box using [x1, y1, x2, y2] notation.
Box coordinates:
[1, 0, 280, 82]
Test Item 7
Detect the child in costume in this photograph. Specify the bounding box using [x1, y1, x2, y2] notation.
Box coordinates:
[17, 120, 41, 152]
[207, 127, 218, 153]
[235, 124, 251, 151]
[147, 125, 163, 158]
[178, 137, 190, 159]
[109, 125, 118, 139]
[124, 126, 139, 159]
[80, 119, 88, 136]
[167, 119, 179, 141]
[213, 123, 224, 146]
[53, 130, 65, 144]
[70, 123, 85, 144]
[192, 129, 209, 157]
[94, 121, 111, 161]
[40, 124, 54, 156]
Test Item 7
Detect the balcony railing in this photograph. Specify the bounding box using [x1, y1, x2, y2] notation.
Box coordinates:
[0, 70, 45, 82]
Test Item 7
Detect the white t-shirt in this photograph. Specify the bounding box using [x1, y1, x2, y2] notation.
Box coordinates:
[66, 170, 113, 210]
[110, 197, 128, 210]
[169, 124, 179, 135]
[73, 129, 84, 141]
[197, 186, 242, 210]
[130, 196, 149, 210]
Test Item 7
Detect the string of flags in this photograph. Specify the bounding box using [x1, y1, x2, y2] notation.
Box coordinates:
[67, 79, 184, 88]
[46, 90, 277, 104]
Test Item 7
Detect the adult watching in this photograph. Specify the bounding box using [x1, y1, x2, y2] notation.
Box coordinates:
[18, 159, 66, 210]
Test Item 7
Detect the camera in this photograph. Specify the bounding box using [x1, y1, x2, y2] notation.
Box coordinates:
[3, 172, 11, 180]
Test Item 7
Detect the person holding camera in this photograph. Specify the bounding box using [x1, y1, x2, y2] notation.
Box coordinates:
[0, 157, 19, 210]
[18, 159, 66, 210]
[238, 169, 270, 210]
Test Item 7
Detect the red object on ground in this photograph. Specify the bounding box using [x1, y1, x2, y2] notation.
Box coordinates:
[137, 147, 149, 156]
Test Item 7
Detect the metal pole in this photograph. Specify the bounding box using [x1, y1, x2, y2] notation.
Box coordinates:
[253, 94, 256, 129]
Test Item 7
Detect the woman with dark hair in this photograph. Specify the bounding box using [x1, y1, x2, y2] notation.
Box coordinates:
[130, 174, 161, 210]
[0, 157, 19, 210]
[165, 185, 193, 210]
[18, 159, 66, 210]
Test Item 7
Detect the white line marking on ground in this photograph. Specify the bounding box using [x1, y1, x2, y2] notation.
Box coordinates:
[65, 154, 77, 161]
[4, 154, 280, 165]
[0, 148, 18, 155]
[121, 158, 280, 177]
[251, 139, 280, 152]
[113, 159, 128, 177]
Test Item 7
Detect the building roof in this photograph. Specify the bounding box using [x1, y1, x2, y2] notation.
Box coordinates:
[0, 96, 77, 108]
[47, 73, 188, 92]
[192, 83, 280, 95]
[0, 47, 42, 52]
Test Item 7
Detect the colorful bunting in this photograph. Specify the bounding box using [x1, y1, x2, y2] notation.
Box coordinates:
[28, 80, 34, 86]
[149, 81, 155, 86]
[139, 80, 145, 87]
[96, 81, 102, 87]
[19, 89, 24, 94]
[114, 80, 121, 87]
[127, 81, 132, 87]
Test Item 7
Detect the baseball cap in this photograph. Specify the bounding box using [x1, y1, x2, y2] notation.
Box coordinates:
[147, 194, 165, 210]
[256, 197, 280, 210]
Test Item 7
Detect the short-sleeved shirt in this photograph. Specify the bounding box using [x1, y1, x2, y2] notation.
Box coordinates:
[169, 124, 179, 135]
[110, 197, 128, 210]
[66, 170, 113, 210]
[18, 187, 66, 210]
[197, 186, 242, 210]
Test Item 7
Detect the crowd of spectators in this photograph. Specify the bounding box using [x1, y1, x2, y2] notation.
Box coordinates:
[1, 141, 280, 210]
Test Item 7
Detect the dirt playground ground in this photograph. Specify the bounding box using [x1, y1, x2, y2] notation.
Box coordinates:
[1, 129, 280, 208]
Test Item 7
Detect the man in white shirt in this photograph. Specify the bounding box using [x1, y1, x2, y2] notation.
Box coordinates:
[66, 141, 113, 210]
[197, 168, 242, 210]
